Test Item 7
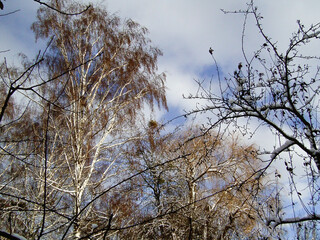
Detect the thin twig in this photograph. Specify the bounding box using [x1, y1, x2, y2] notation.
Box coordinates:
[0, 9, 20, 17]
[34, 0, 91, 16]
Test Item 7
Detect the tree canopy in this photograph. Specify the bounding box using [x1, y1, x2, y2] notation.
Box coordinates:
[2, 0, 319, 239]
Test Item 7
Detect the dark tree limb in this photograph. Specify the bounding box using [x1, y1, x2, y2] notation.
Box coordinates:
[0, 230, 26, 240]
[34, 0, 91, 16]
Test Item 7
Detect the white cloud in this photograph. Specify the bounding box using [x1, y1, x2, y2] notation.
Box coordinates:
[2, 0, 320, 144]
[103, 1, 320, 122]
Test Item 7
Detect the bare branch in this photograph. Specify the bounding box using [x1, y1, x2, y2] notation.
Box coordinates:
[34, 0, 91, 16]
[268, 214, 320, 228]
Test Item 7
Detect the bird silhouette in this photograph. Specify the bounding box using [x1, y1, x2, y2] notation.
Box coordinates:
[209, 47, 213, 55]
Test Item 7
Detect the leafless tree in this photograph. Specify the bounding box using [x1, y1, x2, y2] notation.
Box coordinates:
[186, 0, 320, 235]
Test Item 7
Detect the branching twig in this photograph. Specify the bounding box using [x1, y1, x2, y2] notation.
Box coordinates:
[34, 0, 91, 16]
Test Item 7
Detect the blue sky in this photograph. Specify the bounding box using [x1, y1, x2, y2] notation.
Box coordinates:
[2, 0, 320, 121]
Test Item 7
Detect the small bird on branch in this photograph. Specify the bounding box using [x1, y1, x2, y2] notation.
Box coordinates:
[209, 47, 213, 55]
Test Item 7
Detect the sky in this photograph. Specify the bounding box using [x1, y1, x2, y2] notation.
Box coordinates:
[2, 0, 320, 122]
[1, 4, 320, 146]
[1, 0, 320, 171]
[104, 0, 320, 121]
[1, 0, 320, 230]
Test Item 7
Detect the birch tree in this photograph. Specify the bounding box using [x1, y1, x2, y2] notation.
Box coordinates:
[0, 55, 59, 240]
[170, 128, 272, 239]
[123, 123, 274, 239]
[0, 0, 167, 238]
